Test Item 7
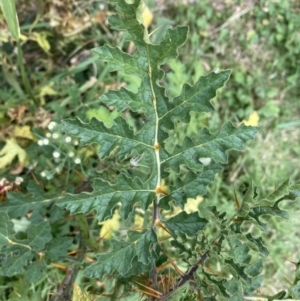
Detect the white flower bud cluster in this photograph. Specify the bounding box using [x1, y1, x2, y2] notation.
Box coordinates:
[36, 121, 83, 179]
[48, 121, 57, 130]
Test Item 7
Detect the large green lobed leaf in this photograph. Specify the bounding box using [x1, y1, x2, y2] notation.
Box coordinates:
[57, 0, 257, 223]
[54, 0, 259, 281]
[84, 229, 157, 278]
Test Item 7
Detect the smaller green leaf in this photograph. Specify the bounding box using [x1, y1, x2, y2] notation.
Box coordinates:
[244, 275, 264, 295]
[170, 240, 188, 255]
[26, 259, 47, 283]
[223, 278, 243, 301]
[294, 262, 300, 284]
[171, 232, 207, 263]
[289, 181, 300, 196]
[6, 278, 34, 301]
[249, 201, 288, 232]
[84, 229, 157, 279]
[201, 274, 229, 298]
[0, 212, 15, 247]
[288, 280, 300, 299]
[225, 259, 251, 284]
[85, 240, 136, 279]
[238, 181, 256, 217]
[0, 220, 52, 277]
[233, 244, 251, 265]
[245, 233, 269, 257]
[164, 211, 208, 238]
[169, 162, 222, 207]
[45, 237, 73, 261]
[0, 245, 33, 277]
[228, 236, 251, 265]
[133, 230, 157, 266]
[0, 181, 54, 221]
[257, 179, 290, 206]
[28, 221, 52, 249]
[202, 205, 227, 225]
[244, 259, 263, 278]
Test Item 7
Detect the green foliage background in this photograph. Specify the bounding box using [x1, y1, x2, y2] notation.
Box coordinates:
[0, 0, 299, 300]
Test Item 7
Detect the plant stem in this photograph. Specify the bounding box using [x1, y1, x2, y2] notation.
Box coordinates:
[152, 198, 161, 224]
[16, 40, 37, 105]
[50, 237, 86, 301]
[75, 214, 99, 252]
[176, 252, 208, 289]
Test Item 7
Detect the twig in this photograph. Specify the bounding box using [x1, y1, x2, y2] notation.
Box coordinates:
[50, 237, 85, 301]
[161, 252, 208, 300]
[75, 213, 99, 252]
